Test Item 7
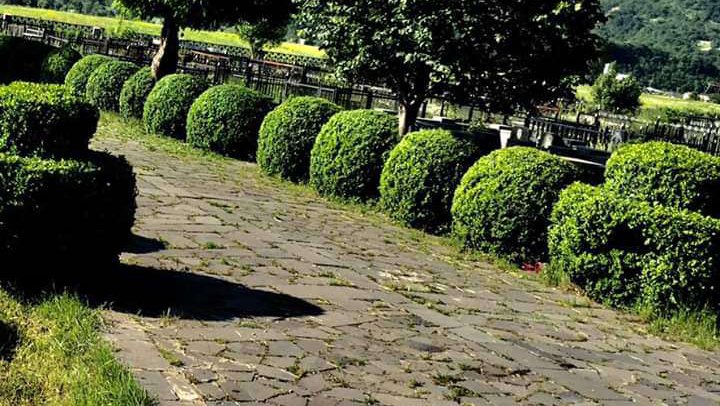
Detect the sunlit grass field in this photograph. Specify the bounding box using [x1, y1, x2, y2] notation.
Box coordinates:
[0, 5, 325, 58]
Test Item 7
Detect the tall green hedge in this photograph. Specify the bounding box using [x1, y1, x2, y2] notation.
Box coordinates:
[0, 36, 54, 84]
[40, 46, 82, 84]
[451, 147, 578, 262]
[257, 97, 342, 182]
[119, 67, 155, 120]
[65, 54, 113, 98]
[143, 74, 209, 139]
[548, 183, 720, 314]
[85, 60, 138, 112]
[186, 85, 274, 159]
[0, 82, 98, 158]
[605, 142, 720, 218]
[380, 129, 487, 234]
[310, 110, 398, 201]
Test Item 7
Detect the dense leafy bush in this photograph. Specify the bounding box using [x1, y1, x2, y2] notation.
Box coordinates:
[451, 147, 578, 262]
[0, 36, 54, 84]
[119, 67, 155, 120]
[0, 151, 137, 270]
[590, 66, 642, 113]
[40, 46, 82, 83]
[186, 85, 273, 159]
[0, 82, 98, 158]
[310, 110, 398, 201]
[548, 183, 720, 313]
[379, 130, 488, 233]
[64, 54, 112, 97]
[605, 142, 720, 218]
[257, 97, 342, 182]
[143, 74, 209, 139]
[85, 60, 138, 112]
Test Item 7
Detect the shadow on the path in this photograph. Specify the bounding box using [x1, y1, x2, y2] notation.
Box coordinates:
[6, 264, 324, 322]
[125, 234, 167, 254]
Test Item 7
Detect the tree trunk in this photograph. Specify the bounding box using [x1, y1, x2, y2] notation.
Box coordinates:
[151, 16, 179, 80]
[398, 101, 422, 137]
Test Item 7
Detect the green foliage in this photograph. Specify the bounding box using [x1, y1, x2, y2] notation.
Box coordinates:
[548, 183, 720, 313]
[64, 54, 112, 98]
[85, 60, 139, 112]
[187, 84, 273, 159]
[0, 82, 98, 158]
[1, 0, 115, 16]
[40, 45, 82, 84]
[0, 36, 53, 84]
[605, 142, 720, 217]
[451, 147, 578, 262]
[257, 96, 341, 182]
[0, 151, 136, 269]
[379, 130, 487, 234]
[236, 20, 287, 58]
[119, 67, 156, 120]
[143, 73, 209, 139]
[309, 110, 398, 201]
[591, 67, 642, 113]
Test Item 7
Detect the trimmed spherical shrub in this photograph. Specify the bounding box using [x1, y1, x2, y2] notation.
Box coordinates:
[257, 97, 342, 182]
[187, 85, 274, 159]
[605, 142, 720, 218]
[379, 129, 488, 234]
[40, 45, 82, 83]
[310, 110, 398, 201]
[85, 60, 139, 112]
[548, 183, 720, 313]
[120, 67, 156, 120]
[0, 82, 99, 158]
[64, 54, 112, 98]
[0, 151, 137, 270]
[0, 36, 53, 84]
[451, 147, 579, 262]
[143, 74, 209, 139]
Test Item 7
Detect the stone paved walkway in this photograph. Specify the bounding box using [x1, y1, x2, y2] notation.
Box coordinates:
[95, 130, 720, 406]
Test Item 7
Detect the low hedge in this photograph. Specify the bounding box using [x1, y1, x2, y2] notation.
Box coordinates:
[64, 54, 112, 98]
[86, 60, 139, 112]
[119, 67, 155, 120]
[380, 129, 487, 234]
[0, 36, 53, 84]
[186, 85, 273, 159]
[310, 110, 398, 201]
[257, 97, 342, 182]
[451, 147, 578, 262]
[0, 82, 99, 158]
[40, 46, 82, 84]
[0, 151, 137, 270]
[143, 74, 209, 139]
[548, 183, 720, 313]
[605, 142, 720, 218]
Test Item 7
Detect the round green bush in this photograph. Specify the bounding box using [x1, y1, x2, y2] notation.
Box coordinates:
[548, 183, 720, 313]
[310, 110, 398, 201]
[86, 60, 139, 112]
[0, 36, 53, 84]
[0, 82, 99, 158]
[119, 67, 156, 120]
[143, 74, 209, 139]
[451, 147, 579, 262]
[64, 54, 112, 98]
[187, 84, 274, 159]
[379, 129, 487, 234]
[605, 141, 720, 218]
[40, 45, 82, 83]
[257, 97, 342, 182]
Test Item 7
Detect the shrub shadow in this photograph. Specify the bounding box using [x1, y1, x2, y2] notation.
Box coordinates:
[125, 234, 167, 254]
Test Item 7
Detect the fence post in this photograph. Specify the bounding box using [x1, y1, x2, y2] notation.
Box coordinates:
[365, 89, 373, 110]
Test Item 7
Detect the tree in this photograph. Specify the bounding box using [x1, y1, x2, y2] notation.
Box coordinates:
[591, 66, 642, 113]
[113, 0, 293, 79]
[236, 20, 287, 59]
[298, 0, 605, 135]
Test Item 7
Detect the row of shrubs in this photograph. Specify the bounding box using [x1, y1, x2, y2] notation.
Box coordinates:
[0, 80, 136, 272]
[64, 54, 720, 320]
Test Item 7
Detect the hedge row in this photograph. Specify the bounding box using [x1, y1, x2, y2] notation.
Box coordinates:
[86, 60, 139, 112]
[143, 74, 209, 140]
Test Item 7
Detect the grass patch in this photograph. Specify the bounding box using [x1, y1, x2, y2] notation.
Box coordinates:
[0, 5, 325, 59]
[639, 308, 720, 351]
[0, 289, 154, 405]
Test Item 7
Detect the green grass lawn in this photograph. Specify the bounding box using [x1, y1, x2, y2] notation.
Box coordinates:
[0, 5, 325, 59]
[0, 288, 154, 406]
